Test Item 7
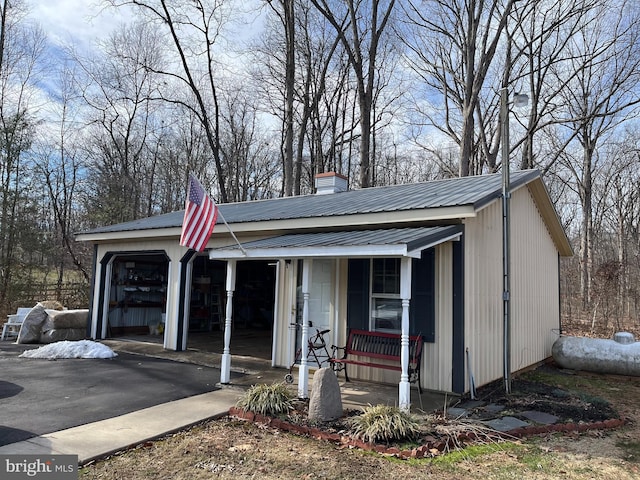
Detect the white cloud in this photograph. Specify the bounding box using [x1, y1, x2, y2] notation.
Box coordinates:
[30, 0, 131, 50]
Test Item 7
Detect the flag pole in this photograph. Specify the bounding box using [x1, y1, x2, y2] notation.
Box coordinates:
[216, 208, 247, 256]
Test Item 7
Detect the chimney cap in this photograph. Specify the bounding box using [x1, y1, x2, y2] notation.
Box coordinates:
[314, 172, 348, 194]
[315, 171, 348, 180]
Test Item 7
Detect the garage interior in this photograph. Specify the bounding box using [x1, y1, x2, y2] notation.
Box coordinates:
[106, 253, 275, 361]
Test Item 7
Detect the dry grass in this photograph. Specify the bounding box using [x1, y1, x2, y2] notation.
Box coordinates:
[79, 319, 640, 479]
[80, 364, 640, 480]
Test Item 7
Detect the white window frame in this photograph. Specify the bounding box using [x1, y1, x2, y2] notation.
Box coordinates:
[369, 258, 402, 333]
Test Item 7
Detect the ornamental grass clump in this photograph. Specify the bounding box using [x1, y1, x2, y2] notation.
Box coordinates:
[236, 382, 294, 417]
[348, 404, 422, 444]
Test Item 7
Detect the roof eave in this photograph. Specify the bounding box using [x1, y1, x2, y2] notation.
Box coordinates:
[75, 206, 477, 243]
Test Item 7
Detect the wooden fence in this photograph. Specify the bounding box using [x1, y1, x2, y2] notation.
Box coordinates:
[2, 282, 90, 317]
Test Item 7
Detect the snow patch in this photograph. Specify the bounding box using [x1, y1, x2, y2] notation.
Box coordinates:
[19, 340, 118, 359]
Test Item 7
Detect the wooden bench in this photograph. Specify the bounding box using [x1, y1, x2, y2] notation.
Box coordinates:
[330, 329, 424, 393]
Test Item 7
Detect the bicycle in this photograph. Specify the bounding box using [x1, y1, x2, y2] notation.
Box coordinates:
[284, 326, 332, 383]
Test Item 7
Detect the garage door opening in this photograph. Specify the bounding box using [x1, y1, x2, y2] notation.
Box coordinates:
[107, 253, 169, 337]
[186, 258, 276, 360]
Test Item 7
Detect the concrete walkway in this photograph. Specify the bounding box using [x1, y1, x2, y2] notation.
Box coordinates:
[0, 339, 446, 465]
[0, 388, 241, 465]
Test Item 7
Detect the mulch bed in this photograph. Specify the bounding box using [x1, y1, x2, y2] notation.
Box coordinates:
[229, 366, 628, 460]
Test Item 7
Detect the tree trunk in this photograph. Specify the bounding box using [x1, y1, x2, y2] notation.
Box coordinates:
[580, 136, 594, 310]
[283, 0, 295, 196]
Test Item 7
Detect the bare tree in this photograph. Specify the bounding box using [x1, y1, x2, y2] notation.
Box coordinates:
[264, 0, 296, 196]
[252, 1, 348, 193]
[108, 0, 254, 203]
[73, 21, 164, 224]
[0, 0, 47, 309]
[552, 0, 640, 309]
[401, 0, 517, 177]
[309, 0, 396, 188]
[510, 0, 604, 172]
[592, 130, 640, 326]
[218, 86, 280, 201]
[34, 61, 92, 285]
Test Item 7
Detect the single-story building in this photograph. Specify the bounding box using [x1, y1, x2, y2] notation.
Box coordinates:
[76, 169, 572, 408]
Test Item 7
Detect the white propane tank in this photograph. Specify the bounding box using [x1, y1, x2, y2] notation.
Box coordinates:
[552, 332, 640, 376]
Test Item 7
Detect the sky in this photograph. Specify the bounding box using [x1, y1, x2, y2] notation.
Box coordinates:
[30, 0, 132, 50]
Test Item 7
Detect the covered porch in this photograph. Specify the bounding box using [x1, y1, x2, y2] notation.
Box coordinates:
[101, 335, 452, 414]
[208, 225, 464, 410]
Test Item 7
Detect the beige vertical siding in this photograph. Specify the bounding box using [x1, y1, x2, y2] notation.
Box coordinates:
[463, 199, 504, 389]
[463, 186, 560, 391]
[423, 243, 454, 392]
[510, 186, 561, 371]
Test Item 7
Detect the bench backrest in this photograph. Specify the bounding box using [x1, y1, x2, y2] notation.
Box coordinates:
[346, 329, 423, 362]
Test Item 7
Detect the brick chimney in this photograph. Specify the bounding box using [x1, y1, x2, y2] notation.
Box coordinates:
[314, 172, 348, 195]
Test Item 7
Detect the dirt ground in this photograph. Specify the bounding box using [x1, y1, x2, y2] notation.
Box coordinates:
[80, 322, 640, 480]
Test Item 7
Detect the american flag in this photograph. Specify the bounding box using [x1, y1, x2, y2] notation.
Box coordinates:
[180, 174, 218, 252]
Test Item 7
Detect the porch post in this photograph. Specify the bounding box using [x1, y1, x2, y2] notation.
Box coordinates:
[399, 257, 412, 411]
[298, 258, 312, 398]
[220, 259, 237, 384]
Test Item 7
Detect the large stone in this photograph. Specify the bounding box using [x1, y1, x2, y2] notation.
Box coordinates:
[308, 368, 343, 422]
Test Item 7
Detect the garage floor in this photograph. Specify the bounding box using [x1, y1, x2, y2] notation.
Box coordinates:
[114, 329, 273, 360]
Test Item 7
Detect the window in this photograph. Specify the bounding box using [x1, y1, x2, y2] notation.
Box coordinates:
[347, 252, 435, 342]
[371, 258, 402, 332]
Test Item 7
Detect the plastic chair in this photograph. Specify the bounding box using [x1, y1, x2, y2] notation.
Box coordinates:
[1, 308, 31, 341]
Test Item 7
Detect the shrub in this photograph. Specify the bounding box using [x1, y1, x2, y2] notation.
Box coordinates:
[348, 404, 422, 444]
[236, 382, 294, 417]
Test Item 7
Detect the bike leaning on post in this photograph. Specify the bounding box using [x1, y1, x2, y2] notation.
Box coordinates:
[284, 325, 332, 384]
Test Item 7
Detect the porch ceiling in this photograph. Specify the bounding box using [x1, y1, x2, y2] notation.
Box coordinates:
[208, 225, 462, 260]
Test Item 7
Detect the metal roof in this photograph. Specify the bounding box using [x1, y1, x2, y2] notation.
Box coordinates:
[208, 225, 463, 259]
[79, 170, 539, 235]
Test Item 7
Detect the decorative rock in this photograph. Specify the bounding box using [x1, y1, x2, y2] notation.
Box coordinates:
[520, 410, 559, 425]
[484, 404, 505, 414]
[445, 407, 468, 418]
[485, 416, 530, 432]
[308, 367, 343, 422]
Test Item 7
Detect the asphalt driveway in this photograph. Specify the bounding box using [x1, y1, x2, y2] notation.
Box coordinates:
[0, 342, 235, 446]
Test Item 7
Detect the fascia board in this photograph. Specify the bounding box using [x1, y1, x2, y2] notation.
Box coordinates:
[209, 244, 410, 260]
[75, 228, 179, 242]
[406, 232, 462, 258]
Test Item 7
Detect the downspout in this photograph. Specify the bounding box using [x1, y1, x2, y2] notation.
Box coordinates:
[558, 252, 563, 335]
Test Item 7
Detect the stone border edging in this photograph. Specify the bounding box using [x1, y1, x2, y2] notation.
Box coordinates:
[228, 407, 627, 460]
